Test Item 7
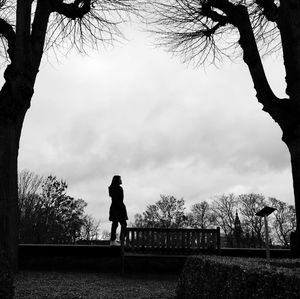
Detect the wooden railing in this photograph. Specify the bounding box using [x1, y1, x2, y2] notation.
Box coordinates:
[123, 227, 220, 254]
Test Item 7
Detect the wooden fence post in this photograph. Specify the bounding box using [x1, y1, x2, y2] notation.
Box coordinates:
[217, 227, 221, 255]
[121, 228, 125, 275]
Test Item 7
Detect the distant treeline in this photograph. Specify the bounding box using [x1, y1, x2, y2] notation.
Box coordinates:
[19, 170, 295, 248]
[133, 194, 296, 248]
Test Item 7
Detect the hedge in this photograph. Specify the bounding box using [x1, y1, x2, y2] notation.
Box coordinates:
[0, 250, 14, 299]
[176, 255, 300, 299]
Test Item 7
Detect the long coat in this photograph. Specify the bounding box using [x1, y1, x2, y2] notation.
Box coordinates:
[108, 185, 128, 222]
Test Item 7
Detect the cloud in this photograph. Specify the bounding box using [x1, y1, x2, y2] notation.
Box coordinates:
[16, 26, 293, 232]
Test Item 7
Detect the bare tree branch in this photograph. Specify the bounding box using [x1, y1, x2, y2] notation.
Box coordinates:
[30, 0, 51, 74]
[145, 0, 237, 66]
[15, 0, 32, 69]
[223, 4, 278, 107]
[145, 0, 280, 66]
[51, 0, 91, 20]
[43, 0, 136, 55]
[0, 18, 15, 60]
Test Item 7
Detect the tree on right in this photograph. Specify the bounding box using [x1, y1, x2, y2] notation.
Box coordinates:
[146, 0, 300, 254]
[268, 197, 296, 247]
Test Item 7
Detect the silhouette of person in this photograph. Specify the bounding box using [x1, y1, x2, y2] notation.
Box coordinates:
[108, 175, 128, 246]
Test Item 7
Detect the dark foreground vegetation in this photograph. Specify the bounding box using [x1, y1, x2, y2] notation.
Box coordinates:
[3, 251, 300, 298]
[177, 256, 300, 299]
[0, 251, 14, 299]
[14, 271, 177, 299]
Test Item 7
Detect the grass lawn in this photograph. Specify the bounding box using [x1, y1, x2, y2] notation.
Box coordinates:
[14, 271, 178, 299]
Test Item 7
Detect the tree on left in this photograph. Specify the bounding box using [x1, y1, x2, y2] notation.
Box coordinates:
[0, 0, 136, 271]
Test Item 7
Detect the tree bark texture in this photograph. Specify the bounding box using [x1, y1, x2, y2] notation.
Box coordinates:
[278, 0, 300, 100]
[0, 121, 19, 271]
[286, 139, 300, 255]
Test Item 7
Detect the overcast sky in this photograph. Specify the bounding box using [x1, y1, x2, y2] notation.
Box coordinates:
[11, 22, 293, 232]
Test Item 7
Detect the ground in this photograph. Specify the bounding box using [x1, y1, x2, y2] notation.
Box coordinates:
[14, 271, 178, 299]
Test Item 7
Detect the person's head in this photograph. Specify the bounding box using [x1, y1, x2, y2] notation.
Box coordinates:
[111, 175, 122, 186]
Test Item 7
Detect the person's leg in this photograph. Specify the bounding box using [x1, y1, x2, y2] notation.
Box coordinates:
[120, 220, 127, 242]
[110, 221, 118, 241]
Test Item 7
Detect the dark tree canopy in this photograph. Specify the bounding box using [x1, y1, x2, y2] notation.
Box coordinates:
[18, 171, 89, 244]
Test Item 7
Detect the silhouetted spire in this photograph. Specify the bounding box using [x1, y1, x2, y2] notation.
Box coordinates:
[234, 210, 243, 247]
[234, 210, 241, 230]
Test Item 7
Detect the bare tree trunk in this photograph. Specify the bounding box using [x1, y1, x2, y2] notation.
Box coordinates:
[277, 0, 300, 256]
[0, 118, 23, 271]
[286, 139, 300, 255]
[0, 76, 31, 271]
